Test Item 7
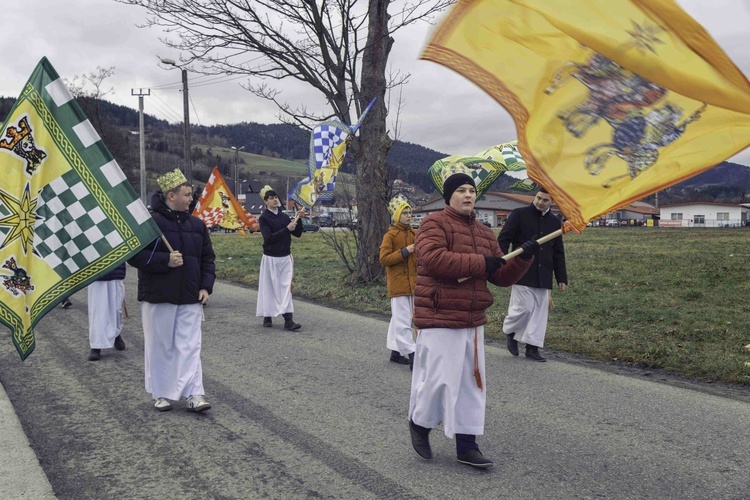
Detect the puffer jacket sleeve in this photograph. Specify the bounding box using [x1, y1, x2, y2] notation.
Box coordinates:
[128, 237, 171, 274]
[199, 223, 216, 294]
[416, 217, 485, 280]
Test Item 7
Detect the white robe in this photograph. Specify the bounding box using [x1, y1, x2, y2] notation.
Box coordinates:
[88, 280, 125, 349]
[502, 284, 550, 347]
[386, 295, 415, 356]
[142, 302, 204, 401]
[256, 254, 294, 317]
[409, 326, 486, 438]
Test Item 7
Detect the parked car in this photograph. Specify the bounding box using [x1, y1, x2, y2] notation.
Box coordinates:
[480, 221, 492, 228]
[301, 219, 319, 232]
[605, 219, 620, 227]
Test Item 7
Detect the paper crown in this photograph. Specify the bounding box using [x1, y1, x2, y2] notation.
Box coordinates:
[157, 168, 188, 192]
[259, 185, 275, 199]
[388, 193, 412, 222]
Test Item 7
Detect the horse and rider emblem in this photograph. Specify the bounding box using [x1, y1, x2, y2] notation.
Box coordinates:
[0, 116, 48, 176]
[546, 52, 706, 188]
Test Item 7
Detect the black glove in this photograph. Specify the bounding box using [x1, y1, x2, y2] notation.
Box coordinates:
[519, 239, 540, 259]
[484, 256, 506, 276]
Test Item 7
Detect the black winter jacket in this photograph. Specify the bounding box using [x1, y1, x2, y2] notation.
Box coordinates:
[97, 263, 126, 282]
[497, 203, 567, 290]
[259, 208, 303, 257]
[128, 193, 216, 304]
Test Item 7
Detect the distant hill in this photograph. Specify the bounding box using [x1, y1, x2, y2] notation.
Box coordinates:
[2, 95, 748, 203]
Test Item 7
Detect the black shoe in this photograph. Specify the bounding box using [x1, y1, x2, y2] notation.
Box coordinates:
[525, 345, 547, 362]
[390, 350, 410, 365]
[263, 317, 273, 327]
[114, 335, 126, 351]
[457, 449, 494, 468]
[284, 321, 301, 331]
[61, 299, 72, 309]
[409, 420, 432, 460]
[88, 349, 101, 361]
[506, 333, 519, 356]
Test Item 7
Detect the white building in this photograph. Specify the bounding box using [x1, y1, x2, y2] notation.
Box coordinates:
[658, 202, 750, 227]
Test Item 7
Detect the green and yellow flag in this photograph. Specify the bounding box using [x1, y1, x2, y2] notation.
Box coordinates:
[423, 0, 750, 230]
[0, 58, 161, 359]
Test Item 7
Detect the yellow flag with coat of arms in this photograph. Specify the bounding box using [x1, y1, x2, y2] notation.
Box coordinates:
[422, 0, 750, 230]
[0, 58, 162, 359]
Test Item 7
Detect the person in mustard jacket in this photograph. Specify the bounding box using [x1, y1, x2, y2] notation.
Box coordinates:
[379, 194, 417, 369]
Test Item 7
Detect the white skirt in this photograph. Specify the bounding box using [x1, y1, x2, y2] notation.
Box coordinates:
[141, 302, 204, 401]
[386, 295, 415, 355]
[256, 254, 294, 317]
[88, 280, 125, 349]
[409, 326, 486, 438]
[502, 284, 550, 347]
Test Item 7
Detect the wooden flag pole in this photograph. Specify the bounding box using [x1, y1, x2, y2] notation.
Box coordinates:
[457, 228, 564, 283]
[161, 235, 175, 253]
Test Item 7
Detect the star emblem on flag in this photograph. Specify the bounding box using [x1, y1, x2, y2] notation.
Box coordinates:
[0, 183, 39, 255]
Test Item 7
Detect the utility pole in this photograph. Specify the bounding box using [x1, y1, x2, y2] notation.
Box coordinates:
[131, 88, 150, 204]
[231, 146, 244, 197]
[181, 68, 191, 183]
[159, 57, 192, 183]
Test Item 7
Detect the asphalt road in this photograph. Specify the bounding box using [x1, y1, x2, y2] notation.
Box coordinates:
[0, 270, 748, 499]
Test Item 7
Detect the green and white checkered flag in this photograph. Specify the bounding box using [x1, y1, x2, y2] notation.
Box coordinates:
[0, 57, 162, 360]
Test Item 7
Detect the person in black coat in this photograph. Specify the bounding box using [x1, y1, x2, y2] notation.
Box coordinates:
[255, 185, 305, 330]
[86, 263, 127, 361]
[128, 168, 216, 413]
[497, 188, 567, 362]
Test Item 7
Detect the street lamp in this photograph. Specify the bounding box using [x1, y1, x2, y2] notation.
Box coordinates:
[159, 56, 192, 183]
[231, 146, 245, 197]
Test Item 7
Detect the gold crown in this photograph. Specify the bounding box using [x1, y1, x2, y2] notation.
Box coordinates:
[157, 168, 188, 192]
[388, 193, 412, 222]
[259, 185, 274, 199]
[440, 162, 473, 187]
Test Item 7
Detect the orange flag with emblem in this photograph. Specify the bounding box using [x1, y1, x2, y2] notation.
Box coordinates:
[192, 167, 259, 231]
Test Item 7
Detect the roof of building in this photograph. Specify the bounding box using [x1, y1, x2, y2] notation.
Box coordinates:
[659, 202, 746, 209]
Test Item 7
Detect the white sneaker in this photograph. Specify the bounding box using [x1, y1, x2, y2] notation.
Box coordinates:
[154, 398, 172, 412]
[186, 394, 211, 413]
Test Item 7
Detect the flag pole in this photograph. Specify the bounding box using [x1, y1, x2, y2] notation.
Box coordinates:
[161, 235, 175, 253]
[457, 228, 564, 283]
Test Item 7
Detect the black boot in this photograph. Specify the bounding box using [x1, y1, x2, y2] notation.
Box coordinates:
[409, 420, 432, 460]
[263, 317, 273, 327]
[390, 350, 410, 365]
[408, 352, 415, 372]
[525, 344, 546, 362]
[506, 333, 519, 356]
[282, 313, 301, 331]
[88, 349, 101, 361]
[114, 335, 126, 351]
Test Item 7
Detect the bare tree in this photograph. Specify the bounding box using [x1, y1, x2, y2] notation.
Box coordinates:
[65, 66, 115, 136]
[118, 0, 452, 282]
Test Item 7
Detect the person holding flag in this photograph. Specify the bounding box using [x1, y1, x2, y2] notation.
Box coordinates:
[128, 169, 216, 413]
[498, 188, 568, 362]
[256, 185, 306, 330]
[379, 194, 417, 368]
[408, 164, 538, 468]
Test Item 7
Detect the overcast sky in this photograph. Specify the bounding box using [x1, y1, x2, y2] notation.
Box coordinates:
[6, 0, 750, 165]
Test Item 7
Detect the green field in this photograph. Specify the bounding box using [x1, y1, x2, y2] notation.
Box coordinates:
[210, 227, 750, 385]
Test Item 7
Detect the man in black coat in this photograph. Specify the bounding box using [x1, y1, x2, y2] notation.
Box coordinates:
[128, 169, 216, 412]
[497, 188, 567, 362]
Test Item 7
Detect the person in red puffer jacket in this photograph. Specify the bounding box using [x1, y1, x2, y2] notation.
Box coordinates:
[408, 168, 538, 469]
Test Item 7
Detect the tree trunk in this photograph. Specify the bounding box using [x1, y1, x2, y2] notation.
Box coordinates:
[354, 0, 394, 283]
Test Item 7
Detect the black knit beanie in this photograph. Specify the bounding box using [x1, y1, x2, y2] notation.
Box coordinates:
[443, 173, 476, 204]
